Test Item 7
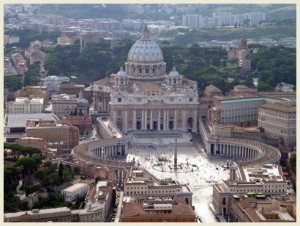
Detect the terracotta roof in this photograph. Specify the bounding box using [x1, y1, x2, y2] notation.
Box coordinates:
[260, 103, 296, 113]
[181, 78, 197, 85]
[122, 202, 195, 218]
[205, 84, 222, 92]
[138, 81, 165, 93]
[94, 76, 114, 86]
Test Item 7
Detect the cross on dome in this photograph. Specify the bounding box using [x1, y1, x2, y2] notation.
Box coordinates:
[141, 23, 150, 40]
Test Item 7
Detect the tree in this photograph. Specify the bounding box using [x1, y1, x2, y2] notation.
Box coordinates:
[244, 76, 254, 88]
[78, 109, 84, 116]
[34, 170, 45, 181]
[15, 157, 38, 176]
[74, 166, 80, 175]
[257, 81, 273, 91]
[289, 153, 296, 173]
[58, 163, 64, 178]
[211, 56, 221, 67]
[4, 167, 21, 185]
[73, 107, 78, 116]
[4, 74, 22, 91]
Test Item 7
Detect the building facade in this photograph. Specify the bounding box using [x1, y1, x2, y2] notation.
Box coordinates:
[26, 120, 79, 150]
[212, 163, 288, 219]
[229, 195, 296, 222]
[59, 83, 85, 95]
[182, 14, 203, 29]
[15, 137, 47, 150]
[4, 207, 73, 222]
[40, 75, 70, 93]
[228, 37, 251, 71]
[7, 97, 43, 114]
[60, 115, 92, 135]
[209, 96, 282, 126]
[121, 202, 196, 222]
[52, 94, 77, 118]
[258, 102, 296, 147]
[93, 25, 199, 133]
[124, 167, 193, 207]
[61, 183, 89, 202]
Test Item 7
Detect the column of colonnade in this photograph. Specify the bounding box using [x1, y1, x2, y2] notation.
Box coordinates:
[150, 111, 153, 130]
[209, 142, 260, 161]
[174, 110, 177, 130]
[144, 110, 147, 130]
[92, 144, 128, 159]
[158, 110, 161, 130]
[142, 110, 145, 130]
[133, 111, 137, 131]
[164, 110, 167, 130]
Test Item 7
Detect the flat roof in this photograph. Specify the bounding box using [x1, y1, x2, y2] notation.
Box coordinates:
[242, 164, 284, 183]
[220, 97, 281, 104]
[260, 103, 296, 113]
[61, 183, 88, 193]
[4, 207, 70, 218]
[5, 113, 59, 128]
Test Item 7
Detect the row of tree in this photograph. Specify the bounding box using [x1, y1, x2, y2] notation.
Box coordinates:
[4, 142, 82, 212]
[251, 45, 296, 90]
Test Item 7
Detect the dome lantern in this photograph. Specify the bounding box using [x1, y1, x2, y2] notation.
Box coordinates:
[141, 24, 150, 40]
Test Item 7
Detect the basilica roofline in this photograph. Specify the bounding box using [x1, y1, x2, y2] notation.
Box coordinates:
[94, 75, 197, 96]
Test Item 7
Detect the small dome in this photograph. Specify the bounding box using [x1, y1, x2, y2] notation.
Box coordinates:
[127, 24, 164, 63]
[169, 66, 180, 77]
[117, 66, 127, 78]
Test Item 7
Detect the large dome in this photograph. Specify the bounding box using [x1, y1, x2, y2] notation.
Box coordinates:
[125, 24, 167, 80]
[127, 24, 164, 63]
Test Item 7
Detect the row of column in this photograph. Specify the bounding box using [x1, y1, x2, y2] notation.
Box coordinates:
[92, 144, 126, 158]
[140, 109, 170, 131]
[124, 109, 197, 132]
[211, 143, 258, 160]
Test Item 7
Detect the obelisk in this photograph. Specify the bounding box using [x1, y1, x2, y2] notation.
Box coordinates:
[174, 137, 178, 169]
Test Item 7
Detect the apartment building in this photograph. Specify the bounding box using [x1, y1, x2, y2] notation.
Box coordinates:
[258, 102, 296, 147]
[59, 83, 85, 95]
[212, 163, 288, 219]
[61, 183, 89, 202]
[4, 207, 72, 222]
[7, 97, 43, 114]
[40, 75, 70, 93]
[124, 167, 193, 206]
[26, 119, 79, 150]
[51, 94, 77, 118]
[182, 14, 203, 29]
[209, 94, 282, 126]
[121, 201, 196, 222]
[229, 194, 296, 222]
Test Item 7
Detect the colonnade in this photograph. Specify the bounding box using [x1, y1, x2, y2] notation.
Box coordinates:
[210, 143, 259, 160]
[90, 144, 126, 158]
[115, 108, 197, 133]
[198, 117, 280, 164]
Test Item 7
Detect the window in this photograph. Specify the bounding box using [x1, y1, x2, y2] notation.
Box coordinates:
[189, 97, 193, 102]
[118, 98, 122, 103]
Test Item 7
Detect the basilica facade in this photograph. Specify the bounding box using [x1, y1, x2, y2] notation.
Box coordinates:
[93, 25, 199, 133]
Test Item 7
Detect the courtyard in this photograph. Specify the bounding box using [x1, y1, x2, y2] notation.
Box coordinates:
[126, 131, 230, 222]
